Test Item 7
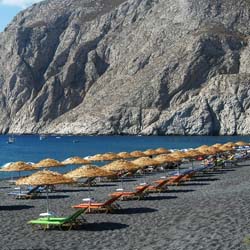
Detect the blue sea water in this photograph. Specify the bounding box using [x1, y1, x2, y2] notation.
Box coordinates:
[0, 135, 250, 179]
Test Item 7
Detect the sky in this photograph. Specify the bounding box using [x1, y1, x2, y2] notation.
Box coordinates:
[0, 0, 43, 32]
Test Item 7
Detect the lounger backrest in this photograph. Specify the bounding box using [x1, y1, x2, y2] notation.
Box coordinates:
[28, 185, 41, 194]
[103, 194, 122, 206]
[168, 175, 184, 184]
[135, 185, 149, 194]
[155, 179, 169, 188]
[65, 208, 86, 222]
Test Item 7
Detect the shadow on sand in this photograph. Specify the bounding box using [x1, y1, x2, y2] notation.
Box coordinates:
[178, 182, 210, 186]
[0, 205, 34, 211]
[79, 222, 129, 231]
[167, 189, 195, 193]
[36, 195, 69, 200]
[57, 189, 91, 193]
[116, 207, 158, 214]
[144, 195, 177, 201]
[192, 178, 220, 182]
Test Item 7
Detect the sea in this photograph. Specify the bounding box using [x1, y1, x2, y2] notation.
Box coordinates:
[1, 134, 250, 179]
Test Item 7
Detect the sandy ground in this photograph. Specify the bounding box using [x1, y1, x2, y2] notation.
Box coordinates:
[1, 161, 250, 250]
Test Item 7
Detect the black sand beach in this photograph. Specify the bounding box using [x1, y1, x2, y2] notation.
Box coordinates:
[1, 161, 250, 250]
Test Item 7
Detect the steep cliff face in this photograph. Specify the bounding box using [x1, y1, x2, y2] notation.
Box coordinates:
[0, 0, 250, 135]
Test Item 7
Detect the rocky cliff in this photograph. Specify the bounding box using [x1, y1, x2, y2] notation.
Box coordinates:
[1, 0, 250, 135]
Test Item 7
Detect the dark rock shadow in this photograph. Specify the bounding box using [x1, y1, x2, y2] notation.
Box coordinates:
[0, 205, 34, 211]
[0, 187, 10, 189]
[116, 207, 158, 214]
[78, 222, 129, 231]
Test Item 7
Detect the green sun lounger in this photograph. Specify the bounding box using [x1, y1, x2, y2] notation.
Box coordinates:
[28, 208, 87, 230]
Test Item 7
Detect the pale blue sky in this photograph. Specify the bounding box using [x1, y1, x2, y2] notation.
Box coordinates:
[0, 0, 43, 32]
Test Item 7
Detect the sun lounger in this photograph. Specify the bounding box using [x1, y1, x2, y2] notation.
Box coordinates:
[8, 186, 44, 199]
[28, 208, 87, 230]
[72, 194, 122, 213]
[75, 177, 97, 187]
[145, 178, 172, 193]
[110, 184, 150, 200]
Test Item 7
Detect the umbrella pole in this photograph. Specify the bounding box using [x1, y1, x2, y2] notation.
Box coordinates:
[19, 171, 21, 195]
[46, 186, 49, 214]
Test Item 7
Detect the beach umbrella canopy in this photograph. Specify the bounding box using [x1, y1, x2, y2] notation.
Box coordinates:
[34, 158, 65, 168]
[101, 153, 120, 161]
[117, 152, 133, 159]
[0, 161, 37, 172]
[196, 145, 211, 150]
[168, 151, 189, 159]
[88, 153, 119, 162]
[154, 148, 171, 154]
[185, 150, 204, 158]
[129, 151, 147, 158]
[223, 142, 236, 148]
[62, 157, 91, 165]
[143, 149, 158, 156]
[153, 155, 179, 164]
[16, 170, 75, 214]
[197, 148, 217, 156]
[131, 157, 161, 168]
[87, 154, 106, 161]
[212, 143, 223, 148]
[218, 145, 235, 152]
[102, 160, 139, 172]
[235, 141, 249, 147]
[64, 165, 114, 179]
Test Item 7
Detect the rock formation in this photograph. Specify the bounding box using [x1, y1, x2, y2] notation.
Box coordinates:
[1, 0, 250, 135]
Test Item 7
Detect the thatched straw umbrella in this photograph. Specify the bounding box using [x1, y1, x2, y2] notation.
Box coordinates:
[130, 151, 147, 158]
[143, 149, 158, 156]
[102, 160, 139, 172]
[153, 155, 179, 164]
[65, 165, 114, 194]
[102, 153, 120, 161]
[235, 141, 249, 147]
[117, 152, 133, 159]
[196, 145, 210, 151]
[131, 157, 161, 168]
[168, 151, 189, 160]
[65, 165, 114, 179]
[212, 143, 223, 148]
[87, 154, 106, 162]
[34, 158, 65, 168]
[88, 153, 119, 162]
[223, 142, 236, 148]
[219, 145, 235, 152]
[16, 170, 75, 214]
[102, 160, 139, 188]
[0, 161, 38, 188]
[185, 150, 203, 158]
[154, 148, 171, 154]
[0, 161, 37, 172]
[62, 157, 91, 165]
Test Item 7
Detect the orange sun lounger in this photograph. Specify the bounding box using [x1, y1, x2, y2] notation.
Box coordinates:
[72, 193, 122, 213]
[109, 184, 150, 200]
[146, 175, 185, 193]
